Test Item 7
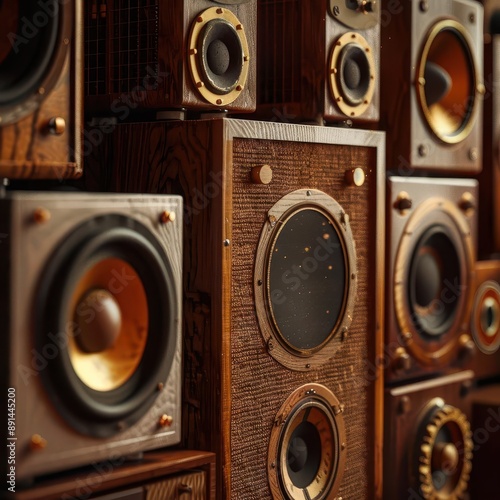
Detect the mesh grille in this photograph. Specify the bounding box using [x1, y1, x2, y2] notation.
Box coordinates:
[258, 0, 301, 105]
[85, 0, 108, 96]
[230, 138, 378, 499]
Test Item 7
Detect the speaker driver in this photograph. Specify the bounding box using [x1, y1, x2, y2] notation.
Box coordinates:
[417, 20, 479, 144]
[254, 189, 357, 371]
[188, 7, 250, 106]
[0, 0, 71, 124]
[471, 280, 500, 354]
[394, 197, 474, 367]
[268, 384, 346, 500]
[37, 214, 177, 438]
[414, 398, 473, 499]
[329, 32, 376, 118]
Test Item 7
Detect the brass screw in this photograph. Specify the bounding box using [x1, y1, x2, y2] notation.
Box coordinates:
[30, 434, 47, 450]
[48, 117, 66, 135]
[160, 210, 176, 224]
[159, 414, 173, 428]
[33, 208, 51, 224]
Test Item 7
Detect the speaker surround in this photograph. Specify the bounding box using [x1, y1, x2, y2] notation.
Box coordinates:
[380, 0, 484, 173]
[386, 177, 478, 384]
[86, 118, 386, 499]
[84, 0, 256, 117]
[0, 0, 82, 179]
[0, 192, 182, 481]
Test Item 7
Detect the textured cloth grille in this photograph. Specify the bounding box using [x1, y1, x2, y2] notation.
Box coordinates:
[230, 137, 377, 499]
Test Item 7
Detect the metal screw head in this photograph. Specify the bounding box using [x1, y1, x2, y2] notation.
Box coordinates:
[468, 147, 478, 162]
[33, 207, 51, 224]
[47, 117, 66, 135]
[159, 414, 173, 428]
[469, 13, 475, 23]
[398, 395, 411, 414]
[223, 239, 231, 247]
[30, 434, 47, 450]
[418, 144, 428, 157]
[333, 5, 340, 16]
[419, 0, 429, 12]
[160, 210, 176, 224]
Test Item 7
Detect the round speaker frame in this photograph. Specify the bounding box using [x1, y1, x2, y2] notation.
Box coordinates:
[416, 19, 480, 145]
[188, 7, 250, 107]
[471, 279, 500, 354]
[393, 197, 475, 367]
[328, 32, 376, 118]
[268, 384, 347, 500]
[412, 398, 473, 500]
[254, 189, 357, 371]
[0, 2, 73, 125]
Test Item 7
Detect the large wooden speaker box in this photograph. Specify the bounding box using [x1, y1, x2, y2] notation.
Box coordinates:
[90, 119, 386, 499]
[386, 177, 478, 384]
[84, 0, 256, 117]
[256, 0, 380, 125]
[0, 1, 82, 179]
[384, 371, 474, 499]
[0, 192, 182, 482]
[380, 0, 484, 173]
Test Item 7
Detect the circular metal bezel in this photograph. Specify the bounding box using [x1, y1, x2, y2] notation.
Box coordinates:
[268, 384, 347, 500]
[471, 279, 500, 354]
[328, 32, 376, 118]
[254, 189, 357, 371]
[416, 20, 480, 145]
[188, 7, 250, 106]
[0, 1, 72, 125]
[412, 398, 473, 499]
[393, 197, 475, 366]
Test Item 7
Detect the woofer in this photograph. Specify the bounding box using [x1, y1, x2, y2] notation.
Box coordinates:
[189, 7, 250, 106]
[417, 20, 479, 144]
[329, 32, 376, 117]
[413, 398, 473, 499]
[268, 384, 346, 500]
[0, 0, 72, 124]
[254, 189, 357, 371]
[37, 214, 177, 438]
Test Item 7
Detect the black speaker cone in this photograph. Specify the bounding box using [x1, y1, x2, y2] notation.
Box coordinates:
[37, 214, 177, 438]
[408, 225, 462, 338]
[339, 43, 371, 106]
[0, 0, 60, 107]
[197, 19, 243, 95]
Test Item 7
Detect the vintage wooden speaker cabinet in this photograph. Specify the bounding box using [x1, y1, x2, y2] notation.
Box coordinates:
[0, 192, 183, 482]
[87, 118, 386, 499]
[256, 0, 380, 125]
[84, 0, 257, 117]
[0, 0, 83, 179]
[380, 0, 484, 173]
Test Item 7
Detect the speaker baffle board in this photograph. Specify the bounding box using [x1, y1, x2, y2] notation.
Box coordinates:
[0, 192, 183, 482]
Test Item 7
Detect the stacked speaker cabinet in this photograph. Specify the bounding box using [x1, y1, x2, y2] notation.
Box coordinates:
[0, 192, 183, 482]
[385, 177, 478, 385]
[381, 0, 484, 173]
[256, 0, 380, 125]
[90, 118, 386, 499]
[0, 1, 82, 179]
[384, 371, 474, 499]
[84, 0, 257, 117]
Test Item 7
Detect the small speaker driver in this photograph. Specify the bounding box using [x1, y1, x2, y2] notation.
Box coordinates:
[471, 280, 500, 354]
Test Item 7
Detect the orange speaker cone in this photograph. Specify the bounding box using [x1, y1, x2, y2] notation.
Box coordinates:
[68, 258, 149, 392]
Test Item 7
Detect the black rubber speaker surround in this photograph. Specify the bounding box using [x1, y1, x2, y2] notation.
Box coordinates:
[408, 225, 461, 339]
[37, 214, 177, 438]
[197, 19, 243, 95]
[0, 0, 70, 123]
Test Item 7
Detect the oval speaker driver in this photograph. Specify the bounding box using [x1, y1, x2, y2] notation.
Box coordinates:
[254, 189, 357, 371]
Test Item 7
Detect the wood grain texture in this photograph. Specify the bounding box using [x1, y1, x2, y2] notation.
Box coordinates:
[0, 1, 82, 179]
[84, 0, 257, 116]
[86, 118, 386, 499]
[15, 450, 215, 500]
[380, 0, 483, 173]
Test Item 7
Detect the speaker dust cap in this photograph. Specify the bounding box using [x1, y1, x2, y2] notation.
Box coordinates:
[268, 384, 347, 500]
[37, 214, 178, 438]
[254, 189, 357, 371]
[0, 0, 72, 124]
[413, 398, 473, 499]
[394, 197, 475, 367]
[416, 20, 481, 144]
[188, 7, 250, 107]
